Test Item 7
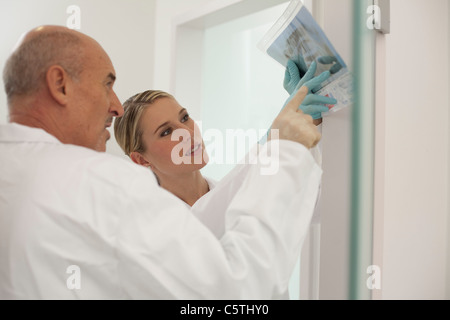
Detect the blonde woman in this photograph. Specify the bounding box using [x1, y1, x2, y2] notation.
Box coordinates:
[114, 63, 333, 224]
[114, 90, 215, 208]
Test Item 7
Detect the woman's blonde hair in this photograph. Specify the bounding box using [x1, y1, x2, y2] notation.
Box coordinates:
[114, 90, 174, 156]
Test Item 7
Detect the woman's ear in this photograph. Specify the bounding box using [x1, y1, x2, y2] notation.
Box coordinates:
[130, 152, 152, 169]
[46, 65, 70, 105]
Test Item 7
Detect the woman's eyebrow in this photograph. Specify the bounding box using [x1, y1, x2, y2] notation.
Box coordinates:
[153, 109, 188, 134]
[154, 121, 169, 134]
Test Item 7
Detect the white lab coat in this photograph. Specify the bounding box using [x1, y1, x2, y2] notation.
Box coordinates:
[0, 123, 322, 300]
[190, 132, 323, 300]
[192, 127, 323, 239]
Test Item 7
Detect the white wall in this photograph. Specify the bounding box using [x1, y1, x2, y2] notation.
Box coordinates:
[380, 0, 449, 299]
[196, 3, 288, 180]
[317, 0, 450, 300]
[153, 0, 214, 92]
[0, 0, 157, 158]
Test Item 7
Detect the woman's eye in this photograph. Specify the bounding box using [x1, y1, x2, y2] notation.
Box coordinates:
[181, 114, 190, 122]
[161, 128, 172, 137]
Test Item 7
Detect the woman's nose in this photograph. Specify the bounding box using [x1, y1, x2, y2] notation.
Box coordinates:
[180, 124, 194, 139]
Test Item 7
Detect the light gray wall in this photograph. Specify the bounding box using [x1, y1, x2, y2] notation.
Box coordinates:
[153, 0, 216, 92]
[382, 0, 449, 299]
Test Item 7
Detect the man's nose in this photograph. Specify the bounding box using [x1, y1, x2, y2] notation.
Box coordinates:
[110, 90, 124, 117]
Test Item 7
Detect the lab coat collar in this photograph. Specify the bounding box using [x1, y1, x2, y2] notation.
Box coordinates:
[0, 123, 62, 144]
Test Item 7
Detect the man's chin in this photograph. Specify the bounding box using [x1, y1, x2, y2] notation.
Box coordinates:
[98, 145, 107, 152]
[96, 130, 111, 152]
[94, 136, 109, 152]
[94, 142, 107, 152]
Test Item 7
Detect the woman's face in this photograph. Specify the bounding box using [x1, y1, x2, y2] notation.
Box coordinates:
[138, 97, 208, 176]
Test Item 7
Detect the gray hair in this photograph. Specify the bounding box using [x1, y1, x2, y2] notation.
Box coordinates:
[3, 30, 84, 103]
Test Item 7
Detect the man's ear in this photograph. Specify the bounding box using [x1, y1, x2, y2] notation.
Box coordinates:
[130, 152, 152, 169]
[46, 65, 70, 105]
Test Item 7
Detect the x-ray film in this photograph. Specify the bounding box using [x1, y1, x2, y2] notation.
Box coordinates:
[258, 0, 353, 115]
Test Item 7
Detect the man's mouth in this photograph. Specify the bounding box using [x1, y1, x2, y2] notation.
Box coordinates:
[104, 121, 113, 141]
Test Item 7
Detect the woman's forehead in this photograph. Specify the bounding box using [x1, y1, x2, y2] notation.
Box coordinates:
[141, 98, 184, 127]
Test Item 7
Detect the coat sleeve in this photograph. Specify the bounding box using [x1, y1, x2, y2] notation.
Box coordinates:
[309, 123, 323, 224]
[116, 140, 322, 299]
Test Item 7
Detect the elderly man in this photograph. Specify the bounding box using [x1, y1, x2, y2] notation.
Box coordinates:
[0, 25, 322, 299]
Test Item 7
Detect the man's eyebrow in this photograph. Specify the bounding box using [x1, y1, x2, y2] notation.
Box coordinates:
[107, 73, 116, 82]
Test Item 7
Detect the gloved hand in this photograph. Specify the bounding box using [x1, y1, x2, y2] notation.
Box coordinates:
[318, 55, 343, 75]
[283, 56, 308, 95]
[260, 66, 338, 145]
[284, 60, 337, 120]
[284, 56, 343, 92]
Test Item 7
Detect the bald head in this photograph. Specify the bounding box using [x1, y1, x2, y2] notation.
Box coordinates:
[3, 25, 123, 152]
[3, 26, 90, 104]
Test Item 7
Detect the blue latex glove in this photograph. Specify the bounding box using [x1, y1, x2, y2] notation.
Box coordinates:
[318, 55, 343, 75]
[283, 57, 308, 95]
[284, 55, 343, 93]
[284, 61, 337, 120]
[260, 67, 337, 145]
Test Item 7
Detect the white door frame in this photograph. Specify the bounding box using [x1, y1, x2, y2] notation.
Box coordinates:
[170, 0, 321, 300]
